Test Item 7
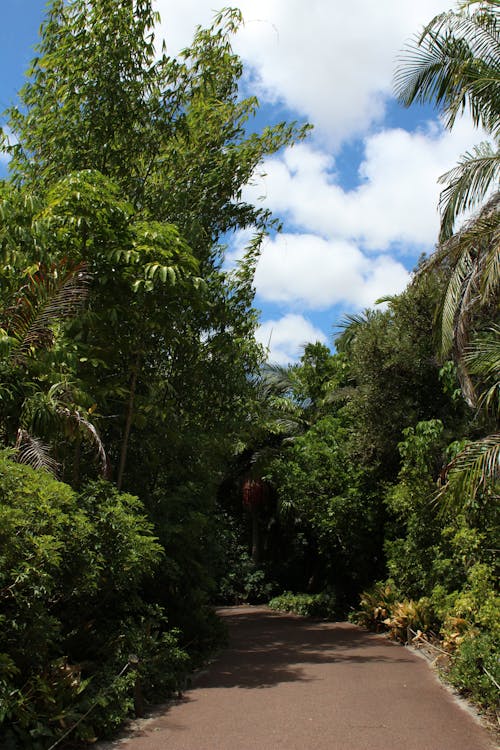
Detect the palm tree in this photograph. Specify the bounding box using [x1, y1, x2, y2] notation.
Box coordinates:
[422, 192, 499, 406]
[394, 0, 500, 241]
[395, 0, 499, 502]
[0, 260, 109, 478]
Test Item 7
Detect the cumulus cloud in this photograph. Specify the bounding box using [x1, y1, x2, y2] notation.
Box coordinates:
[152, 0, 486, 362]
[246, 117, 487, 252]
[256, 313, 327, 365]
[154, 0, 448, 142]
[254, 233, 410, 310]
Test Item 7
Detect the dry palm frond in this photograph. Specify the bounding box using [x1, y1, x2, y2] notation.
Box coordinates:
[20, 382, 109, 478]
[57, 404, 109, 478]
[14, 428, 59, 475]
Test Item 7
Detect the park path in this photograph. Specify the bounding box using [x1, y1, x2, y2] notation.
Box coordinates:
[102, 605, 496, 750]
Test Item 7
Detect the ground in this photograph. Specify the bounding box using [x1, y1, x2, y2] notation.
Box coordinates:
[99, 606, 497, 750]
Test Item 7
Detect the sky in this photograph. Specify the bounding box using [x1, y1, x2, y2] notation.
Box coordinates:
[0, 0, 485, 364]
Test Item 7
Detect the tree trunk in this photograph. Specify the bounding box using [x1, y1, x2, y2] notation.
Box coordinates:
[251, 506, 260, 564]
[117, 353, 140, 491]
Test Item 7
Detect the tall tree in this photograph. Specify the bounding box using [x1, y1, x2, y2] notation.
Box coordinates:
[394, 0, 500, 240]
[395, 0, 499, 502]
[1, 0, 308, 490]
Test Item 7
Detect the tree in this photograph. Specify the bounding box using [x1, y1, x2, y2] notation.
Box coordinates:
[0, 2, 314, 692]
[394, 0, 500, 240]
[1, 0, 308, 491]
[395, 0, 499, 503]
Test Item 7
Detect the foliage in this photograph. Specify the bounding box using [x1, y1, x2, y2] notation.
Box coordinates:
[351, 581, 398, 630]
[394, 0, 500, 240]
[396, 1, 499, 516]
[266, 414, 381, 601]
[268, 591, 337, 619]
[447, 632, 499, 709]
[0, 0, 498, 735]
[338, 273, 463, 480]
[0, 450, 192, 748]
[211, 510, 276, 603]
[0, 5, 308, 742]
[218, 556, 275, 604]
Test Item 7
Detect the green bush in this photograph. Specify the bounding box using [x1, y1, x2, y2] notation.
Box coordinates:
[218, 551, 275, 604]
[0, 452, 189, 748]
[268, 590, 337, 619]
[210, 510, 276, 604]
[447, 631, 500, 709]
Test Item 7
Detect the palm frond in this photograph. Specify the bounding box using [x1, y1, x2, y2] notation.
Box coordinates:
[3, 261, 91, 363]
[20, 382, 109, 477]
[322, 385, 357, 404]
[334, 309, 377, 352]
[464, 325, 500, 414]
[482, 229, 500, 298]
[438, 142, 500, 241]
[57, 404, 109, 478]
[14, 428, 59, 475]
[465, 324, 500, 376]
[260, 363, 299, 399]
[439, 247, 477, 356]
[395, 4, 500, 136]
[437, 433, 500, 505]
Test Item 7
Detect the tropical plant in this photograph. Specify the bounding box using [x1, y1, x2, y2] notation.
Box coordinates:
[396, 0, 500, 504]
[394, 0, 500, 241]
[0, 451, 190, 749]
[268, 591, 337, 619]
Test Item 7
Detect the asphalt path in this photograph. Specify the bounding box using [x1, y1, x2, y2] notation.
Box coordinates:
[102, 605, 497, 750]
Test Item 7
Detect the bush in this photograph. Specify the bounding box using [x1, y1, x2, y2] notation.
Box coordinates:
[351, 581, 397, 630]
[268, 590, 337, 619]
[211, 510, 276, 604]
[0, 452, 189, 748]
[448, 631, 500, 709]
[218, 552, 275, 604]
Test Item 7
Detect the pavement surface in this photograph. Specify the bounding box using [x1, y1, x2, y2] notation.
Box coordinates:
[102, 605, 497, 750]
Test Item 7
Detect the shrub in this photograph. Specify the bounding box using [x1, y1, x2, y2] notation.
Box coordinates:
[447, 631, 500, 709]
[382, 598, 435, 641]
[351, 581, 397, 630]
[218, 552, 275, 604]
[268, 590, 337, 619]
[0, 452, 188, 748]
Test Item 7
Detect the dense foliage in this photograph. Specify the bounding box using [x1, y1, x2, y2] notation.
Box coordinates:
[0, 0, 305, 745]
[0, 452, 190, 747]
[0, 0, 498, 744]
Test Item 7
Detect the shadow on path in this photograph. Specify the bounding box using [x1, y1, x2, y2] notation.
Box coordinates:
[194, 606, 413, 690]
[99, 605, 496, 750]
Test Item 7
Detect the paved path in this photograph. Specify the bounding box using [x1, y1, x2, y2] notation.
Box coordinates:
[104, 606, 497, 750]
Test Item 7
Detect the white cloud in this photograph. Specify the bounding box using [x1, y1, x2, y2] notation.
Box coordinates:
[246, 117, 487, 252]
[256, 313, 327, 365]
[153, 0, 488, 344]
[154, 0, 449, 142]
[254, 233, 410, 310]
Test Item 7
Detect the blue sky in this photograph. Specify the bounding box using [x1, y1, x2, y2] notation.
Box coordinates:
[0, 0, 484, 363]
